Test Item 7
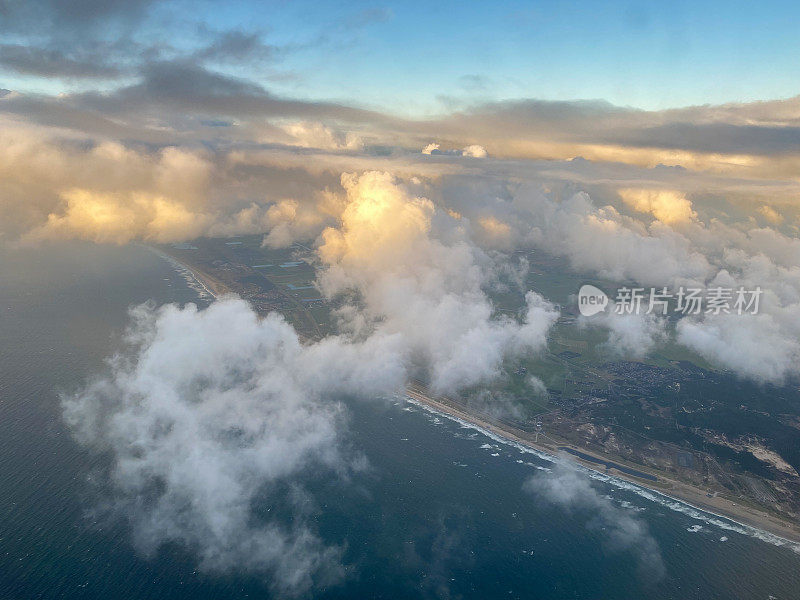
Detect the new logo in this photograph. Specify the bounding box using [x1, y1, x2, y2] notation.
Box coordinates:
[577, 284, 609, 317]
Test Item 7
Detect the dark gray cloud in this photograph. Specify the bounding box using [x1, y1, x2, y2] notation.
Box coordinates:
[0, 0, 156, 34]
[432, 96, 800, 158]
[612, 122, 800, 155]
[0, 43, 123, 78]
[0, 1, 279, 84]
[2, 0, 799, 164]
[193, 29, 276, 64]
[57, 61, 392, 124]
[0, 0, 160, 82]
[0, 93, 176, 142]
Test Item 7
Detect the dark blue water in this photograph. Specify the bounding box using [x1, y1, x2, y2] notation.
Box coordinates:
[1, 242, 798, 599]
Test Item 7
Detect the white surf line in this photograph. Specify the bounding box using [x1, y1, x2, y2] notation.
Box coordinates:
[403, 393, 800, 554]
[147, 246, 218, 300]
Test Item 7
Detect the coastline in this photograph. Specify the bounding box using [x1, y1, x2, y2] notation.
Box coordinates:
[154, 244, 800, 549]
[404, 386, 800, 548]
[148, 246, 224, 299]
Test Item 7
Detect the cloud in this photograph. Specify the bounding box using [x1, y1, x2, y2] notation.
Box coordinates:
[317, 171, 559, 393]
[461, 144, 488, 158]
[618, 188, 697, 224]
[0, 43, 124, 78]
[56, 173, 568, 589]
[0, 0, 156, 32]
[437, 174, 800, 383]
[429, 97, 800, 177]
[677, 313, 800, 384]
[513, 190, 712, 287]
[476, 216, 513, 248]
[758, 204, 784, 225]
[2, 106, 800, 384]
[64, 61, 391, 125]
[421, 143, 488, 158]
[0, 124, 348, 245]
[0, 138, 223, 245]
[22, 188, 214, 245]
[282, 121, 363, 151]
[63, 297, 407, 595]
[194, 30, 275, 64]
[524, 460, 665, 581]
[258, 182, 358, 250]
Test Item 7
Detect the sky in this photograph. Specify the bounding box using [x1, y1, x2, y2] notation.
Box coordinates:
[4, 0, 800, 114]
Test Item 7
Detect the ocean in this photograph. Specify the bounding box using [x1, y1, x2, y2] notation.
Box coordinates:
[1, 242, 798, 599]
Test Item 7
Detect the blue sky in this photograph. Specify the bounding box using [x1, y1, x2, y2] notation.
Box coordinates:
[4, 0, 800, 115]
[262, 0, 800, 113]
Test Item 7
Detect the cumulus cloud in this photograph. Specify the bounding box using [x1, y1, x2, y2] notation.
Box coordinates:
[758, 204, 784, 225]
[524, 461, 665, 580]
[618, 188, 697, 224]
[63, 297, 408, 595]
[261, 192, 345, 249]
[316, 171, 559, 393]
[0, 122, 350, 245]
[281, 121, 363, 151]
[476, 216, 514, 248]
[461, 144, 488, 158]
[513, 190, 712, 287]
[22, 188, 214, 245]
[8, 4, 800, 592]
[421, 143, 487, 158]
[677, 313, 800, 384]
[432, 177, 800, 383]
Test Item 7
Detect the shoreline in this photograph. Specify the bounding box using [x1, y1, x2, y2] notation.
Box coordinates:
[148, 246, 224, 299]
[404, 387, 800, 549]
[154, 244, 800, 549]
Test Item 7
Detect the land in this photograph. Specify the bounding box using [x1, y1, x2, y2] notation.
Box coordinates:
[154, 235, 800, 545]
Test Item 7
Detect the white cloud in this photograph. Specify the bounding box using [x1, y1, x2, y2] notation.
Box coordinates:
[758, 204, 784, 225]
[316, 171, 559, 393]
[281, 121, 363, 151]
[618, 188, 697, 224]
[63, 297, 407, 595]
[677, 313, 800, 384]
[461, 144, 488, 158]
